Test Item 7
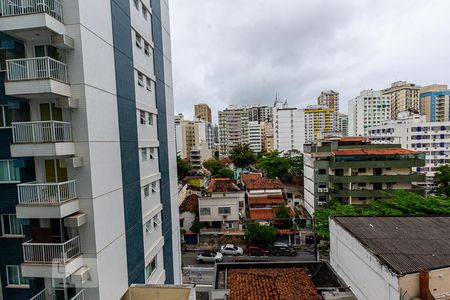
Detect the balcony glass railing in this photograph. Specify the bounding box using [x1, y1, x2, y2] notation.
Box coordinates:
[0, 0, 63, 22]
[23, 235, 80, 263]
[12, 121, 72, 143]
[6, 57, 68, 82]
[0, 159, 20, 182]
[17, 180, 77, 204]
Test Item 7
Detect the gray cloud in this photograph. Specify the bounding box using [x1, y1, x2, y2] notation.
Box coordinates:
[170, 0, 450, 122]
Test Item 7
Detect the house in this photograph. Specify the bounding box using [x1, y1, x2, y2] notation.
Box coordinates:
[330, 216, 450, 300]
[179, 194, 198, 232]
[198, 178, 245, 232]
[212, 262, 356, 300]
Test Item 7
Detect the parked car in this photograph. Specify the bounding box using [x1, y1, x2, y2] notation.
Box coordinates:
[196, 251, 223, 263]
[245, 245, 270, 256]
[220, 244, 244, 255]
[272, 242, 297, 256]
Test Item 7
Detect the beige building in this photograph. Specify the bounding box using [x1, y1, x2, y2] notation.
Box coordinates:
[419, 84, 450, 122]
[194, 103, 212, 123]
[262, 122, 274, 152]
[383, 81, 420, 119]
[218, 106, 249, 156]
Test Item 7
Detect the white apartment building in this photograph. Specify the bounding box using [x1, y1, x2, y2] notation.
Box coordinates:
[348, 89, 391, 136]
[248, 121, 263, 153]
[273, 102, 305, 153]
[337, 113, 348, 136]
[0, 1, 181, 299]
[368, 111, 450, 189]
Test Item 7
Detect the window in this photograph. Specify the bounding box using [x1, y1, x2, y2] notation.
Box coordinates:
[6, 265, 29, 287]
[358, 168, 366, 173]
[141, 148, 147, 161]
[142, 7, 148, 20]
[318, 169, 326, 175]
[145, 257, 157, 280]
[146, 77, 152, 91]
[143, 185, 150, 197]
[200, 208, 210, 215]
[149, 148, 157, 159]
[140, 110, 146, 124]
[318, 183, 327, 188]
[151, 181, 158, 193]
[148, 113, 153, 125]
[144, 42, 150, 56]
[0, 160, 20, 182]
[1, 214, 22, 236]
[133, 0, 139, 9]
[218, 207, 231, 214]
[153, 213, 161, 227]
[135, 33, 142, 49]
[137, 72, 144, 86]
[145, 219, 154, 233]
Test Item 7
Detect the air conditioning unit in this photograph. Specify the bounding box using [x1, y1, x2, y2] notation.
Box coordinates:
[317, 188, 323, 193]
[51, 34, 75, 49]
[64, 213, 87, 227]
[323, 188, 329, 193]
[57, 98, 79, 109]
[70, 266, 90, 285]
[318, 201, 326, 206]
[66, 157, 84, 168]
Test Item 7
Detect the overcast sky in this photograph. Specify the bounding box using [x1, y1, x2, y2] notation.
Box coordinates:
[170, 0, 450, 123]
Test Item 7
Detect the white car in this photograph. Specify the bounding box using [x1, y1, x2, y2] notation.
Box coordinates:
[220, 244, 244, 255]
[196, 251, 223, 263]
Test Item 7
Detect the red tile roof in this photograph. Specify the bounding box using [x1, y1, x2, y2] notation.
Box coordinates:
[179, 194, 198, 214]
[227, 268, 322, 300]
[248, 195, 285, 205]
[332, 148, 419, 156]
[208, 178, 241, 193]
[241, 173, 283, 190]
[249, 209, 274, 220]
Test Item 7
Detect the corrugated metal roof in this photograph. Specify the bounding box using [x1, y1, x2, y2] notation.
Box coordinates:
[333, 216, 450, 275]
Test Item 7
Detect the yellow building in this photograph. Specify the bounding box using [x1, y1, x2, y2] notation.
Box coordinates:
[304, 105, 335, 141]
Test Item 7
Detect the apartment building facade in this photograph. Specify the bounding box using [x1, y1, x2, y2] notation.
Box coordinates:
[318, 90, 339, 131]
[368, 111, 450, 190]
[218, 106, 249, 156]
[382, 81, 420, 120]
[304, 105, 335, 142]
[303, 138, 425, 215]
[419, 84, 450, 122]
[0, 1, 181, 299]
[348, 89, 391, 136]
[273, 102, 305, 153]
[194, 103, 212, 123]
[337, 113, 348, 136]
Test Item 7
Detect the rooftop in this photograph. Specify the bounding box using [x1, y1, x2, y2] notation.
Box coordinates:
[332, 148, 419, 156]
[248, 195, 285, 205]
[179, 194, 198, 214]
[208, 178, 241, 193]
[249, 209, 274, 220]
[241, 173, 283, 190]
[332, 216, 450, 274]
[121, 284, 194, 300]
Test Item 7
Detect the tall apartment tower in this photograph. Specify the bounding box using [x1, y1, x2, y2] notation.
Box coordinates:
[0, 1, 181, 299]
[318, 90, 339, 130]
[348, 90, 391, 136]
[304, 105, 335, 142]
[273, 101, 305, 153]
[218, 106, 249, 156]
[419, 84, 450, 122]
[194, 103, 212, 123]
[337, 113, 349, 136]
[382, 81, 420, 119]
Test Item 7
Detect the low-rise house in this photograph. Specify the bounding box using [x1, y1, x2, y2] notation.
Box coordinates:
[198, 178, 245, 232]
[179, 194, 198, 232]
[330, 216, 450, 300]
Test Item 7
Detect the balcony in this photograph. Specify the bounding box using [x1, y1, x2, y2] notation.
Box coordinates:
[0, 0, 66, 40]
[329, 173, 426, 184]
[30, 288, 85, 300]
[5, 57, 71, 98]
[16, 180, 79, 218]
[10, 121, 75, 157]
[21, 236, 83, 278]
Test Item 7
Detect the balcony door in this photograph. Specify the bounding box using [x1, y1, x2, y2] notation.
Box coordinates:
[40, 103, 62, 121]
[44, 159, 67, 183]
[34, 45, 59, 60]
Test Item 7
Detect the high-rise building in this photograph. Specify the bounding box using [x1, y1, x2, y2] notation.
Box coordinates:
[218, 106, 248, 156]
[318, 90, 339, 130]
[419, 84, 450, 122]
[273, 101, 305, 153]
[0, 1, 181, 299]
[304, 105, 335, 142]
[382, 81, 420, 120]
[303, 137, 425, 215]
[337, 113, 349, 136]
[247, 121, 263, 153]
[348, 89, 391, 136]
[247, 105, 272, 123]
[194, 103, 212, 123]
[262, 122, 274, 152]
[368, 110, 450, 191]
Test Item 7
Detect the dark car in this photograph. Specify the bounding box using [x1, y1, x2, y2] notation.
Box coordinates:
[245, 245, 270, 256]
[272, 242, 297, 256]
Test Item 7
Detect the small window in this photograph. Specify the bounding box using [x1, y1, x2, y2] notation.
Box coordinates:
[144, 43, 150, 56]
[133, 0, 139, 10]
[141, 148, 147, 161]
[135, 33, 142, 49]
[218, 207, 231, 214]
[145, 219, 154, 233]
[357, 183, 366, 187]
[140, 110, 146, 124]
[142, 7, 148, 20]
[358, 168, 366, 173]
[137, 72, 144, 86]
[153, 213, 161, 227]
[146, 77, 152, 91]
[149, 148, 157, 159]
[143, 185, 150, 197]
[145, 257, 157, 280]
[148, 113, 153, 125]
[151, 181, 158, 193]
[1, 214, 23, 236]
[6, 265, 29, 287]
[318, 169, 326, 175]
[200, 208, 211, 215]
[318, 183, 327, 188]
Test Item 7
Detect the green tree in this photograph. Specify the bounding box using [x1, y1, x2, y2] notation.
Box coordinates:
[434, 164, 450, 197]
[177, 156, 191, 180]
[284, 149, 304, 179]
[274, 205, 293, 229]
[257, 150, 291, 182]
[190, 220, 204, 233]
[314, 200, 359, 240]
[246, 222, 277, 247]
[230, 144, 257, 168]
[203, 158, 225, 175]
[216, 168, 235, 180]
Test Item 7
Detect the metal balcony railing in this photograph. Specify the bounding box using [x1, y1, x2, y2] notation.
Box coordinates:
[6, 57, 68, 82]
[70, 290, 85, 300]
[30, 289, 48, 300]
[18, 180, 77, 204]
[0, 0, 63, 22]
[23, 235, 80, 263]
[12, 121, 72, 143]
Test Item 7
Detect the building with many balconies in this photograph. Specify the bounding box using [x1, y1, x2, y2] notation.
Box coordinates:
[0, 0, 181, 299]
[303, 137, 426, 215]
